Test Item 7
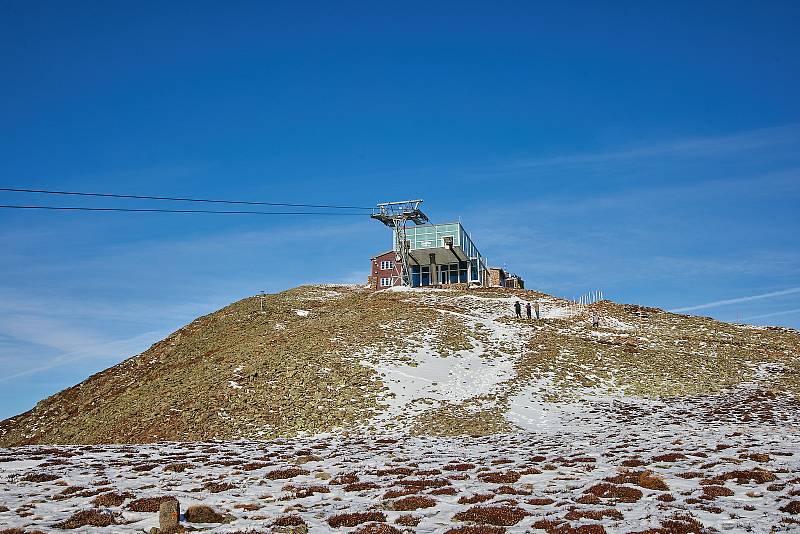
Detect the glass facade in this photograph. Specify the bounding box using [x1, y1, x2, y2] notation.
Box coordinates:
[396, 222, 489, 287]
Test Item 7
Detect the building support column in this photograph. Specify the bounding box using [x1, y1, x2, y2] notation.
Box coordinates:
[429, 253, 437, 286]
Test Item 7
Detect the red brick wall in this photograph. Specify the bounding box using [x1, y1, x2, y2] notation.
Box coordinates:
[371, 251, 402, 289]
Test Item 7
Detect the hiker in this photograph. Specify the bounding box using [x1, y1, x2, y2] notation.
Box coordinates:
[592, 311, 600, 328]
[514, 301, 522, 318]
[534, 302, 540, 320]
[526, 302, 532, 319]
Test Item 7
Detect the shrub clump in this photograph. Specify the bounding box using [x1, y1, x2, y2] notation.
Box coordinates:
[204, 481, 236, 493]
[392, 496, 436, 511]
[459, 494, 493, 504]
[564, 509, 623, 521]
[584, 483, 643, 503]
[651, 453, 687, 462]
[164, 462, 193, 472]
[396, 515, 421, 526]
[780, 501, 800, 514]
[273, 515, 306, 526]
[719, 468, 776, 484]
[53, 510, 116, 529]
[605, 470, 669, 491]
[452, 506, 527, 526]
[526, 498, 555, 506]
[20, 473, 59, 483]
[702, 485, 734, 499]
[266, 467, 309, 480]
[445, 463, 476, 471]
[478, 471, 521, 484]
[328, 511, 386, 528]
[92, 491, 133, 507]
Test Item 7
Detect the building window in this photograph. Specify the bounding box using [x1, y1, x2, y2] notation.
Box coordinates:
[380, 277, 393, 287]
[380, 260, 394, 270]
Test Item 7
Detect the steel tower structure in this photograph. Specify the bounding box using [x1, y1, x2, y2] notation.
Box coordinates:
[371, 199, 429, 286]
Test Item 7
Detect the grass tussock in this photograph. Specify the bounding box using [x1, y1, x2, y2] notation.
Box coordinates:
[392, 495, 436, 511]
[185, 504, 228, 523]
[353, 523, 402, 534]
[266, 467, 309, 480]
[452, 505, 527, 526]
[584, 483, 643, 503]
[328, 511, 386, 528]
[53, 509, 116, 529]
[92, 491, 133, 507]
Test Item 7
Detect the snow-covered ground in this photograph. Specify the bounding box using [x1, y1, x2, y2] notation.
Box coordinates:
[1, 420, 799, 533]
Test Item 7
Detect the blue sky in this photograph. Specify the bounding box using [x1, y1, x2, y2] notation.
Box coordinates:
[1, 1, 799, 419]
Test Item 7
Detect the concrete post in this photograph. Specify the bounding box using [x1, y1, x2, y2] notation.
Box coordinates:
[429, 253, 437, 286]
[159, 500, 180, 531]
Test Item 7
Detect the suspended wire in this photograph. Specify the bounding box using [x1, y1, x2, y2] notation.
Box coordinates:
[0, 205, 365, 216]
[0, 187, 375, 210]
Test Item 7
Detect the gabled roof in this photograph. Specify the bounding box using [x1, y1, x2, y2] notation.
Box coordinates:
[371, 250, 395, 260]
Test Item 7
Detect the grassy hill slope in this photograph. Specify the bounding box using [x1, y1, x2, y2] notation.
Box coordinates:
[1, 285, 798, 446]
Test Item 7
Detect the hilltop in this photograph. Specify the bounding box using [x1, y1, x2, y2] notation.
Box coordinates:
[1, 284, 798, 447]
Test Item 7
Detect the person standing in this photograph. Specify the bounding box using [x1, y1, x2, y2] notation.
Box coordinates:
[525, 302, 532, 319]
[534, 302, 540, 320]
[592, 311, 600, 328]
[514, 301, 522, 318]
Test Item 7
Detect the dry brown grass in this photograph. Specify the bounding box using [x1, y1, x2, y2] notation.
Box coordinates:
[459, 493, 494, 504]
[564, 508, 623, 521]
[444, 527, 506, 534]
[452, 505, 527, 526]
[353, 523, 402, 534]
[20, 473, 59, 483]
[266, 467, 309, 480]
[125, 496, 177, 512]
[584, 483, 643, 503]
[780, 501, 800, 514]
[478, 471, 521, 484]
[527, 497, 555, 505]
[204, 481, 236, 493]
[702, 485, 734, 499]
[445, 463, 476, 471]
[164, 462, 193, 472]
[398, 478, 450, 488]
[392, 495, 436, 511]
[719, 468, 776, 484]
[53, 509, 116, 529]
[92, 491, 133, 507]
[344, 481, 381, 492]
[605, 470, 669, 491]
[185, 505, 227, 523]
[273, 514, 305, 526]
[652, 453, 687, 463]
[395, 514, 421, 526]
[328, 511, 386, 528]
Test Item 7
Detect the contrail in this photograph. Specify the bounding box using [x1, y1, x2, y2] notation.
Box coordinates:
[740, 307, 800, 321]
[671, 287, 800, 313]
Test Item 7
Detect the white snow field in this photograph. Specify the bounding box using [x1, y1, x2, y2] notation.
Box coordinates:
[0, 422, 799, 533]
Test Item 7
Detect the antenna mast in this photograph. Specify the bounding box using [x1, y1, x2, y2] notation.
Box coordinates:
[371, 199, 429, 286]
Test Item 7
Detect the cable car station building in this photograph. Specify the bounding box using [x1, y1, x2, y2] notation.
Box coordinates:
[369, 220, 490, 288]
[402, 222, 489, 287]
